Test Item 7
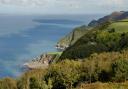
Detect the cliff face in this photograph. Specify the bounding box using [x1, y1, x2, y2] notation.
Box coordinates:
[56, 25, 92, 51]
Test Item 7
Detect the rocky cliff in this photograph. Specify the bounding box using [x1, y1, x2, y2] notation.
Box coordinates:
[56, 25, 92, 51]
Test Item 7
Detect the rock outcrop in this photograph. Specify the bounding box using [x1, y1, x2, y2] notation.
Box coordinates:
[56, 25, 92, 51]
[24, 53, 60, 69]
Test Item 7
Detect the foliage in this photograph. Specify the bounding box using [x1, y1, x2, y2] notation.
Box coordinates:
[57, 25, 91, 47]
[29, 77, 52, 89]
[81, 51, 128, 83]
[45, 51, 128, 88]
[1, 20, 128, 89]
[1, 51, 128, 89]
[76, 82, 128, 89]
[112, 59, 128, 82]
[29, 77, 42, 89]
[0, 77, 17, 89]
[60, 21, 128, 60]
[17, 69, 47, 89]
[45, 60, 81, 89]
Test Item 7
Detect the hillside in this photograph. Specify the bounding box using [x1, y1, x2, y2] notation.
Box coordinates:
[106, 19, 128, 33]
[60, 21, 128, 60]
[2, 50, 128, 89]
[88, 11, 128, 27]
[57, 11, 128, 51]
[1, 12, 128, 89]
[56, 25, 92, 50]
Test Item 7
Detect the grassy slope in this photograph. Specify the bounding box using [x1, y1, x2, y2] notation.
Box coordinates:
[107, 19, 128, 33]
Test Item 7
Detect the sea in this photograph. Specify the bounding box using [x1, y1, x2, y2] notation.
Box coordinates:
[0, 14, 104, 78]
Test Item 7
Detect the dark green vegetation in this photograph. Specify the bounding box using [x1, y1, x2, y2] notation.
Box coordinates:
[57, 25, 92, 47]
[57, 11, 128, 48]
[60, 20, 128, 60]
[1, 11, 128, 89]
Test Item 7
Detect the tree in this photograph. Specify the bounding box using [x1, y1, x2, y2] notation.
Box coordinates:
[29, 77, 49, 89]
[119, 33, 128, 49]
[112, 59, 128, 82]
[29, 77, 41, 89]
[45, 60, 81, 89]
[47, 79, 53, 89]
[0, 78, 17, 89]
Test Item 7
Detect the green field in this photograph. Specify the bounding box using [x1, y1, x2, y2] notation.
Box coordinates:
[120, 19, 128, 22]
[107, 19, 128, 33]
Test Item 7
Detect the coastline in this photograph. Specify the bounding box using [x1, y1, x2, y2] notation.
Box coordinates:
[23, 52, 62, 69]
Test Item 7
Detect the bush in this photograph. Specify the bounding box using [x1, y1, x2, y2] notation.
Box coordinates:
[17, 69, 47, 89]
[0, 77, 17, 89]
[112, 59, 128, 82]
[45, 60, 81, 89]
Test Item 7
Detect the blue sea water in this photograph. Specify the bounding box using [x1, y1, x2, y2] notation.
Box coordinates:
[0, 14, 103, 78]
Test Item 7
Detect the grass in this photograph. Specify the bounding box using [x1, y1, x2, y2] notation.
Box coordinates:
[119, 19, 128, 22]
[47, 52, 62, 62]
[47, 52, 62, 55]
[107, 19, 128, 33]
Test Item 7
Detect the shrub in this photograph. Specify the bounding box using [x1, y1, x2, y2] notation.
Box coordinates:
[0, 77, 17, 89]
[45, 60, 81, 89]
[112, 59, 128, 82]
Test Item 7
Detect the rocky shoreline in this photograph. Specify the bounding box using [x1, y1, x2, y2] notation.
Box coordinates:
[24, 53, 59, 69]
